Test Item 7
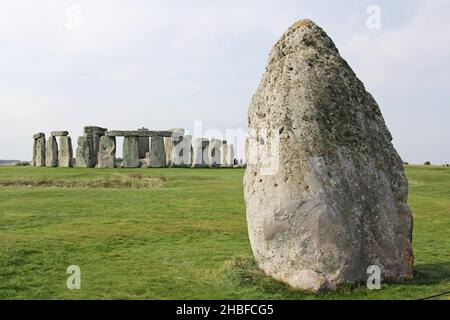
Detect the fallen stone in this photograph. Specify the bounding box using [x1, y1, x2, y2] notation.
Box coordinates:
[243, 19, 414, 291]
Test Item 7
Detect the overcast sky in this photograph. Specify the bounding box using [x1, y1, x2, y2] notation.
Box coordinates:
[0, 0, 449, 163]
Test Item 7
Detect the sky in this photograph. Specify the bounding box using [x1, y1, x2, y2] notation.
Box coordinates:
[0, 0, 449, 163]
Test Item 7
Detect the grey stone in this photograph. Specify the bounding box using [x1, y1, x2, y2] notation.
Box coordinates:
[137, 128, 150, 159]
[147, 136, 166, 167]
[76, 136, 94, 168]
[51, 131, 69, 137]
[225, 144, 235, 166]
[123, 136, 140, 168]
[243, 20, 414, 292]
[171, 135, 192, 167]
[34, 134, 46, 167]
[58, 136, 73, 167]
[192, 138, 210, 167]
[208, 139, 222, 167]
[46, 136, 59, 167]
[106, 130, 158, 137]
[97, 136, 116, 168]
[33, 132, 45, 139]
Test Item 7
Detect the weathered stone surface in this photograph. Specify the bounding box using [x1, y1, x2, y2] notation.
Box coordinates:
[76, 136, 94, 168]
[46, 136, 59, 167]
[220, 141, 229, 167]
[33, 132, 45, 139]
[34, 134, 46, 167]
[192, 138, 209, 167]
[58, 136, 73, 167]
[147, 136, 166, 167]
[208, 139, 222, 167]
[243, 20, 413, 291]
[165, 129, 185, 166]
[225, 144, 235, 166]
[171, 135, 192, 167]
[137, 128, 150, 159]
[51, 131, 69, 137]
[83, 126, 107, 166]
[106, 130, 158, 137]
[123, 136, 140, 168]
[97, 136, 116, 168]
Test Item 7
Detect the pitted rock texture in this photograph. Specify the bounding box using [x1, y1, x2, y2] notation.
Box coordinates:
[243, 19, 414, 291]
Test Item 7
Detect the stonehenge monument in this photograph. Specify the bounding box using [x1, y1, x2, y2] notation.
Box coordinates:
[244, 20, 414, 291]
[32, 126, 236, 168]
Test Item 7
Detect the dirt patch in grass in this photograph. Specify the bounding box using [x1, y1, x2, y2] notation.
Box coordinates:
[0, 173, 165, 189]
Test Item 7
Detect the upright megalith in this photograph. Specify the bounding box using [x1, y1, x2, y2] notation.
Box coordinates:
[76, 136, 93, 168]
[243, 19, 414, 291]
[123, 136, 140, 168]
[137, 127, 150, 159]
[165, 128, 185, 166]
[32, 133, 46, 167]
[192, 138, 210, 167]
[225, 143, 235, 166]
[172, 135, 192, 167]
[46, 136, 59, 167]
[209, 139, 222, 167]
[97, 136, 116, 168]
[75, 126, 107, 168]
[58, 136, 73, 167]
[147, 136, 166, 167]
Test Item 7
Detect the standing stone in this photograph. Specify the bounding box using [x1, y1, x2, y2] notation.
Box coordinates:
[172, 135, 192, 167]
[46, 136, 59, 167]
[123, 136, 140, 168]
[225, 144, 235, 166]
[220, 141, 229, 167]
[97, 136, 116, 168]
[208, 139, 222, 167]
[147, 136, 166, 167]
[33, 133, 46, 167]
[137, 128, 150, 159]
[243, 20, 414, 291]
[192, 138, 210, 167]
[58, 136, 73, 167]
[83, 126, 107, 166]
[76, 136, 93, 168]
[165, 128, 185, 166]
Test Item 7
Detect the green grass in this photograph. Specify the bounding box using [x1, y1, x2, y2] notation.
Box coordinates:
[0, 165, 449, 300]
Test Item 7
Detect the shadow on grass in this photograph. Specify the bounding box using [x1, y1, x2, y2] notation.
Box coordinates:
[220, 257, 450, 300]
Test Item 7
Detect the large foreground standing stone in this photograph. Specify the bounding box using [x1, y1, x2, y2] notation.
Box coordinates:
[97, 136, 116, 168]
[58, 136, 73, 167]
[243, 20, 413, 291]
[46, 136, 59, 167]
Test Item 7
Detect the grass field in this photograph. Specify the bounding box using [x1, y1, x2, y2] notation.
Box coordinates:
[0, 165, 449, 300]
